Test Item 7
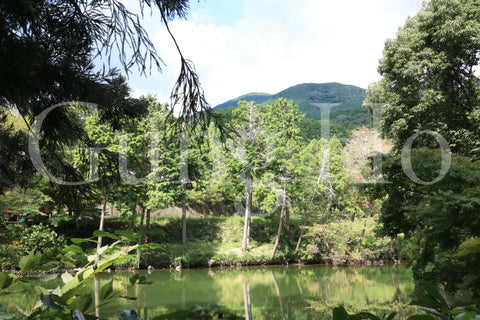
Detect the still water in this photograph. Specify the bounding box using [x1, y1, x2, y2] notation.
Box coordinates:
[98, 265, 414, 319]
[0, 265, 414, 319]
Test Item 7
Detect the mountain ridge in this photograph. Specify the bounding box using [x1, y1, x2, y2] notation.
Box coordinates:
[214, 82, 366, 119]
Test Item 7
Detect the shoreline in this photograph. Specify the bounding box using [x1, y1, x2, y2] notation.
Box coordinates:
[3, 258, 406, 276]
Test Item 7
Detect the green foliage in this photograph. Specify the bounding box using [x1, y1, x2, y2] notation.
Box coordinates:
[0, 110, 32, 193]
[0, 224, 66, 270]
[366, 0, 480, 157]
[18, 224, 64, 253]
[0, 188, 51, 222]
[261, 83, 366, 118]
[375, 149, 480, 294]
[0, 230, 163, 319]
[333, 281, 480, 320]
[215, 82, 366, 119]
[300, 217, 393, 262]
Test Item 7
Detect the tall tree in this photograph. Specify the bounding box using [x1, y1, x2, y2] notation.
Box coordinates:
[228, 101, 267, 252]
[365, 0, 480, 293]
[262, 98, 303, 260]
[365, 0, 480, 157]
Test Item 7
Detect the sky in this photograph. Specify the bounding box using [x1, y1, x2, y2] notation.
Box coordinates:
[122, 0, 423, 107]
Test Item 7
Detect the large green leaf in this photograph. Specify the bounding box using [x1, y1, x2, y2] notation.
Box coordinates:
[454, 311, 479, 320]
[100, 280, 113, 301]
[386, 313, 397, 320]
[61, 271, 74, 284]
[411, 282, 449, 311]
[68, 245, 85, 254]
[0, 273, 13, 290]
[93, 230, 120, 240]
[40, 294, 65, 311]
[71, 238, 97, 245]
[70, 294, 93, 313]
[18, 253, 36, 273]
[114, 230, 138, 242]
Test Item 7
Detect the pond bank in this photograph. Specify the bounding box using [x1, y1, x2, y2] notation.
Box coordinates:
[97, 216, 406, 271]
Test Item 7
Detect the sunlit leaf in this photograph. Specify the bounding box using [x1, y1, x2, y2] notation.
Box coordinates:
[61, 271, 74, 284]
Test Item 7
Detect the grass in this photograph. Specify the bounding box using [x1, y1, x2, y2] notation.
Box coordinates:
[71, 215, 396, 270]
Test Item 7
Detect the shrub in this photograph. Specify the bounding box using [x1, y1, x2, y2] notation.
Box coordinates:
[19, 223, 65, 254]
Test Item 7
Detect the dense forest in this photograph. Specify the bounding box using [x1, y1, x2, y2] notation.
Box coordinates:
[1, 0, 480, 319]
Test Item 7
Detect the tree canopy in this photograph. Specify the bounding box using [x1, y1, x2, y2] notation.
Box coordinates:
[365, 0, 480, 294]
[365, 0, 480, 157]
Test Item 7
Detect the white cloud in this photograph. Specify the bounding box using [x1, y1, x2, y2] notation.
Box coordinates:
[129, 0, 423, 106]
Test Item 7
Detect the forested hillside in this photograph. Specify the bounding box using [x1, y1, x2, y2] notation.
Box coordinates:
[215, 83, 370, 141]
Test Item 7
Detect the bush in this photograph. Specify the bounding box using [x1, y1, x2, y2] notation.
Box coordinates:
[19, 223, 65, 254]
[299, 216, 393, 263]
[0, 223, 65, 270]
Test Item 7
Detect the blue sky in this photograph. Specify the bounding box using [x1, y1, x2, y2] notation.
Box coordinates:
[122, 0, 423, 107]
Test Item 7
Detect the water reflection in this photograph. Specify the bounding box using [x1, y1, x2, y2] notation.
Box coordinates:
[243, 278, 252, 320]
[0, 265, 414, 319]
[97, 265, 414, 319]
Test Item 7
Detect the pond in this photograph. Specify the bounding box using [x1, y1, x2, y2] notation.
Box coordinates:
[100, 265, 414, 319]
[1, 265, 415, 319]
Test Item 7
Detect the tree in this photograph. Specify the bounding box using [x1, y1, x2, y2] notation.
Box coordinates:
[0, 108, 33, 192]
[80, 110, 120, 267]
[228, 101, 268, 252]
[365, 0, 480, 157]
[262, 98, 303, 260]
[379, 149, 480, 294]
[0, 0, 213, 193]
[0, 0, 209, 124]
[342, 127, 392, 184]
[292, 138, 346, 258]
[366, 0, 480, 294]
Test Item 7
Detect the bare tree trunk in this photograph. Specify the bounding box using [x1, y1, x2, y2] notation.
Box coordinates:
[182, 198, 187, 244]
[131, 201, 137, 229]
[136, 207, 146, 269]
[139, 206, 145, 227]
[390, 237, 397, 257]
[242, 175, 253, 252]
[284, 204, 290, 231]
[359, 228, 365, 247]
[95, 188, 107, 268]
[145, 208, 150, 244]
[94, 274, 100, 318]
[271, 181, 287, 261]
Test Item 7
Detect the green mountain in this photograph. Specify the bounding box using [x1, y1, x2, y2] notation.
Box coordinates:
[214, 92, 272, 110]
[214, 82, 366, 119]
